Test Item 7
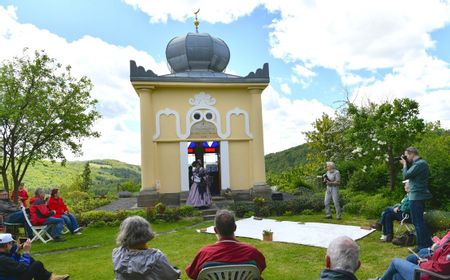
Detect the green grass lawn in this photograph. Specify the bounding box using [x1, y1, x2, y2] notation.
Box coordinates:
[28, 214, 411, 279]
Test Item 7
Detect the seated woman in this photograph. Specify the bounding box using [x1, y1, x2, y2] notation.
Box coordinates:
[112, 216, 180, 280]
[369, 234, 450, 280]
[47, 189, 82, 235]
[406, 231, 450, 264]
[371, 180, 410, 242]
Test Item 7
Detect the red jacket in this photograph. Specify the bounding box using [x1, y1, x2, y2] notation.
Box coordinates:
[185, 237, 266, 279]
[11, 189, 29, 208]
[29, 196, 54, 225]
[47, 197, 69, 218]
[420, 241, 450, 280]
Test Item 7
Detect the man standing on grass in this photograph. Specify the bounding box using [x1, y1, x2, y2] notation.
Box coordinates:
[185, 210, 266, 279]
[400, 147, 433, 251]
[324, 162, 341, 220]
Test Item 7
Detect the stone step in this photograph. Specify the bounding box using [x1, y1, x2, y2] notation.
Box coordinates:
[201, 208, 219, 215]
[203, 214, 216, 221]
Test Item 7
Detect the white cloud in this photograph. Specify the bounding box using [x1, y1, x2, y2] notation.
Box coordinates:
[262, 85, 335, 154]
[0, 5, 168, 165]
[280, 83, 291, 95]
[123, 0, 262, 24]
[353, 56, 450, 127]
[293, 64, 316, 78]
[265, 0, 450, 72]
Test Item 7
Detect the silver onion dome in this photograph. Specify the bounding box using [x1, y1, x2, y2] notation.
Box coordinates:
[166, 32, 230, 73]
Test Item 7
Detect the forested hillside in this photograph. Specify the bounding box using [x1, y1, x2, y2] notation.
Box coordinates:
[265, 144, 309, 174]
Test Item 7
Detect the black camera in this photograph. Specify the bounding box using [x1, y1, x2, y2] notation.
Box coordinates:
[394, 155, 407, 161]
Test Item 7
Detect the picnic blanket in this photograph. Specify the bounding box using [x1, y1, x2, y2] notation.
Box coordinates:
[198, 217, 375, 248]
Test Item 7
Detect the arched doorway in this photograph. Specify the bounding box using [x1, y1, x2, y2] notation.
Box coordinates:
[187, 141, 221, 195]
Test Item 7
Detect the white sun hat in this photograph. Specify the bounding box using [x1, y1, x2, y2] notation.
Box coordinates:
[0, 233, 14, 244]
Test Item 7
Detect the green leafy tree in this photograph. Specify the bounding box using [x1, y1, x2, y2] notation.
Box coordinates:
[414, 123, 450, 208]
[304, 113, 351, 175]
[0, 49, 100, 201]
[80, 162, 92, 192]
[346, 98, 425, 191]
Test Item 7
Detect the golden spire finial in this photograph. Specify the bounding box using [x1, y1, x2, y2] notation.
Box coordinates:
[194, 8, 200, 33]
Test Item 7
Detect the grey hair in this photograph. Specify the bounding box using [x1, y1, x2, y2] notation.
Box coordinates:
[214, 209, 236, 237]
[35, 188, 45, 197]
[326, 162, 336, 169]
[327, 236, 360, 273]
[405, 147, 419, 155]
[116, 216, 154, 247]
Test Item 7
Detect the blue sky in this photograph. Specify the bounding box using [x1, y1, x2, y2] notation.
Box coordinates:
[0, 0, 449, 164]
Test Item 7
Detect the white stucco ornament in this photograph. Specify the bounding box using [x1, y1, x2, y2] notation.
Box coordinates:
[189, 92, 216, 106]
[154, 92, 252, 140]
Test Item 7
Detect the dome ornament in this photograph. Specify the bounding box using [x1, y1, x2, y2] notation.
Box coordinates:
[194, 8, 200, 33]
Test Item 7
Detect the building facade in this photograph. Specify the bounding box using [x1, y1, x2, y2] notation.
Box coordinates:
[130, 32, 271, 206]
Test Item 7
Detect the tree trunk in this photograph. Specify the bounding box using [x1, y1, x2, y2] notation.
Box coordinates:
[1, 170, 9, 196]
[387, 145, 395, 191]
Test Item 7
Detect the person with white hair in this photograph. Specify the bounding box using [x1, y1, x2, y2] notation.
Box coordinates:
[370, 180, 410, 242]
[323, 161, 342, 219]
[112, 216, 180, 280]
[320, 236, 360, 280]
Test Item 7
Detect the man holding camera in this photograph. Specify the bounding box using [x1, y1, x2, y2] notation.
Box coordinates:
[323, 162, 341, 220]
[400, 147, 433, 251]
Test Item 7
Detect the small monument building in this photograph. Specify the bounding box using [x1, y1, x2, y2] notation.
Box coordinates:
[130, 26, 271, 207]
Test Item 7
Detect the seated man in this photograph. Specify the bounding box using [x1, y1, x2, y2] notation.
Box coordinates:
[371, 180, 410, 242]
[185, 210, 266, 279]
[369, 238, 450, 280]
[0, 233, 69, 280]
[320, 236, 361, 280]
[29, 189, 65, 242]
[0, 191, 33, 239]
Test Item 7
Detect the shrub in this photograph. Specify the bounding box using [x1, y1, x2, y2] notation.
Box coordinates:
[424, 210, 450, 234]
[231, 202, 255, 218]
[243, 211, 255, 218]
[118, 180, 141, 193]
[155, 202, 166, 214]
[268, 201, 290, 216]
[77, 210, 145, 226]
[346, 164, 388, 192]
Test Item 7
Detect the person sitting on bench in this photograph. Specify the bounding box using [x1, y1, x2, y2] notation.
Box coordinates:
[371, 180, 410, 242]
[0, 233, 69, 280]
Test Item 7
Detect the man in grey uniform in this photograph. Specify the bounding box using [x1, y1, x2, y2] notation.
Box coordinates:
[324, 162, 341, 220]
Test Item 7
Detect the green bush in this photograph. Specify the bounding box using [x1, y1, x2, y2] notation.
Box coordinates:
[118, 180, 141, 193]
[78, 210, 145, 226]
[346, 164, 388, 192]
[424, 210, 450, 234]
[231, 202, 255, 218]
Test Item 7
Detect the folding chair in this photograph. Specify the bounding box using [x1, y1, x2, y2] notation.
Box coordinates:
[21, 207, 53, 243]
[197, 264, 260, 280]
[395, 213, 414, 235]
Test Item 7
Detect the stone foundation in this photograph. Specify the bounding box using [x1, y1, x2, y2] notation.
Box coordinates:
[137, 189, 159, 207]
[251, 183, 272, 200]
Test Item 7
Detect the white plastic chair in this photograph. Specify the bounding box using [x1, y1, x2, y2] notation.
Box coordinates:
[197, 264, 260, 280]
[21, 207, 53, 243]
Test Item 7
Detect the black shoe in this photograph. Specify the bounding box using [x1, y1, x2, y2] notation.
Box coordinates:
[371, 223, 382, 231]
[325, 216, 332, 219]
[53, 236, 66, 242]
